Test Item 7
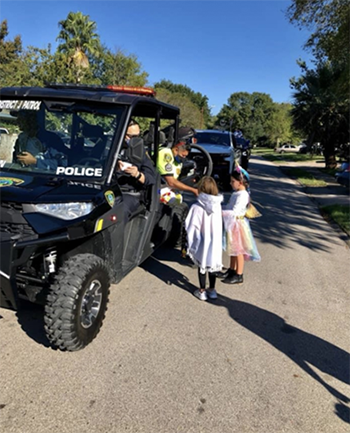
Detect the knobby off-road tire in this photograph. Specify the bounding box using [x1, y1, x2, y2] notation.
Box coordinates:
[44, 254, 110, 351]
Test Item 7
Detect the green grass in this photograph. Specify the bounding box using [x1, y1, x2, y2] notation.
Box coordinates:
[252, 147, 322, 162]
[321, 205, 350, 235]
[282, 167, 327, 187]
[262, 153, 322, 163]
[320, 167, 338, 177]
[251, 147, 274, 155]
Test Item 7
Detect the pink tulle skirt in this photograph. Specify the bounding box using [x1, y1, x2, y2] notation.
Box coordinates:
[223, 217, 261, 261]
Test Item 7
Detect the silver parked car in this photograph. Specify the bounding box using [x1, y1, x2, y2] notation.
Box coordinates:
[274, 144, 304, 154]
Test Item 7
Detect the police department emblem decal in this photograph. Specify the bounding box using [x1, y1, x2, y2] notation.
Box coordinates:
[0, 177, 25, 188]
[165, 163, 172, 172]
[104, 190, 115, 207]
[164, 154, 172, 162]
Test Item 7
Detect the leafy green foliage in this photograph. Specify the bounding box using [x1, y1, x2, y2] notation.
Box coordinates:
[154, 80, 211, 127]
[56, 11, 101, 83]
[95, 48, 148, 86]
[156, 88, 202, 128]
[216, 92, 297, 146]
[287, 0, 349, 94]
[290, 60, 349, 168]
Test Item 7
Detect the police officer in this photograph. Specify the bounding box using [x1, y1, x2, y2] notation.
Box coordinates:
[116, 120, 156, 222]
[157, 141, 198, 200]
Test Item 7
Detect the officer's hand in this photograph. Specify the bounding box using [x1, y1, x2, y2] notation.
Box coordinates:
[124, 165, 139, 178]
[17, 151, 36, 165]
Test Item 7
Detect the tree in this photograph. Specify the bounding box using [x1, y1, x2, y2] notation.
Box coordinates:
[0, 20, 28, 86]
[56, 12, 101, 83]
[95, 48, 148, 86]
[266, 103, 297, 147]
[290, 60, 349, 168]
[154, 80, 211, 127]
[156, 88, 202, 128]
[215, 92, 293, 146]
[286, 0, 349, 93]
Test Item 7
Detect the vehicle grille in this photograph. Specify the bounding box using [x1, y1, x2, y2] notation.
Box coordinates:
[0, 221, 36, 239]
[1, 201, 23, 212]
[0, 202, 37, 241]
[210, 153, 230, 165]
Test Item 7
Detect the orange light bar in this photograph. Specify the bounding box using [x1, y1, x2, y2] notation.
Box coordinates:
[106, 85, 156, 97]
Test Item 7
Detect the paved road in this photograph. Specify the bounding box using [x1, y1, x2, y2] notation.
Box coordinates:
[1, 157, 349, 433]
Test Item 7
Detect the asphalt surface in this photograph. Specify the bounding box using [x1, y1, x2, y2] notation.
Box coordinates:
[0, 156, 349, 433]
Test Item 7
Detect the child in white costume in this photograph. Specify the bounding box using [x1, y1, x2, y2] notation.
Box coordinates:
[185, 177, 223, 301]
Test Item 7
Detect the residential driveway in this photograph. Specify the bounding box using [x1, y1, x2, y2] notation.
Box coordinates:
[0, 157, 349, 433]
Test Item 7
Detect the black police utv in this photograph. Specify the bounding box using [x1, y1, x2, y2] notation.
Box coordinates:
[0, 84, 212, 351]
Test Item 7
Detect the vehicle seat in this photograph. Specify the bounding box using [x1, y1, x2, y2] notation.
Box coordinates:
[38, 130, 68, 155]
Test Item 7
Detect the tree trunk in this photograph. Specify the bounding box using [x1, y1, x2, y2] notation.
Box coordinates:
[325, 154, 337, 169]
[323, 140, 337, 169]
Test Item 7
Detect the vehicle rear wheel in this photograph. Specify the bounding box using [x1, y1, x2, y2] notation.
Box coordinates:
[44, 254, 110, 351]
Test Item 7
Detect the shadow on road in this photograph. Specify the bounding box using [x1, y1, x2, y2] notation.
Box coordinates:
[247, 159, 345, 251]
[15, 300, 50, 348]
[214, 294, 350, 405]
[141, 249, 197, 295]
[143, 248, 350, 425]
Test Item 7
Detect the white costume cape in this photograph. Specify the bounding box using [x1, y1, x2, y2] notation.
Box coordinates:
[185, 192, 223, 274]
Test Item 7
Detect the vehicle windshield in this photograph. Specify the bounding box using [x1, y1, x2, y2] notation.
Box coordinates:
[195, 132, 231, 146]
[0, 99, 124, 179]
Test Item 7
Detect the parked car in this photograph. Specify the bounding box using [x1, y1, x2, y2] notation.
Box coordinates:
[192, 129, 236, 190]
[0, 127, 9, 134]
[274, 144, 302, 154]
[335, 162, 350, 188]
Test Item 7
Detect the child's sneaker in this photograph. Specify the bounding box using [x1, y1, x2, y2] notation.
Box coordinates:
[223, 273, 243, 285]
[194, 289, 207, 301]
[207, 289, 217, 299]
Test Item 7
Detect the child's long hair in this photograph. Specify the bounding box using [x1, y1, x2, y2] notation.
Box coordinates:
[231, 170, 250, 191]
[197, 176, 219, 196]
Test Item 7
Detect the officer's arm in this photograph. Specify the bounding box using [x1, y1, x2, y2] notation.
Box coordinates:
[163, 175, 198, 196]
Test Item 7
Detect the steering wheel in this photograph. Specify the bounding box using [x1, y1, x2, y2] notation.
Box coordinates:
[178, 143, 213, 187]
[76, 157, 101, 166]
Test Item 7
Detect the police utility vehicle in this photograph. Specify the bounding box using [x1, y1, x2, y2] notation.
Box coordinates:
[0, 84, 210, 351]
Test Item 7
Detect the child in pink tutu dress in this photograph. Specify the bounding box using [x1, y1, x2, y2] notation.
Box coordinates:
[221, 168, 260, 285]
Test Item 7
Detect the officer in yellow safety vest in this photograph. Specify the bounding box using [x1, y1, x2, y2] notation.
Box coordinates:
[157, 141, 198, 204]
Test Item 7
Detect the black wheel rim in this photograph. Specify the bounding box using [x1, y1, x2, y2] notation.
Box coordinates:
[80, 279, 103, 329]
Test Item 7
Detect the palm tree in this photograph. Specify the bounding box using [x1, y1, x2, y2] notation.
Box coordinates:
[57, 12, 101, 83]
[290, 61, 349, 168]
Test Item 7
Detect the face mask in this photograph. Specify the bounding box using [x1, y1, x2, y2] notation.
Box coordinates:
[175, 155, 185, 163]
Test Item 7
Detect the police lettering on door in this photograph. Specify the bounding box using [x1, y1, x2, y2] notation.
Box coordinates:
[56, 167, 103, 177]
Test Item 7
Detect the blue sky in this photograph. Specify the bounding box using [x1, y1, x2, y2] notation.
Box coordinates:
[1, 1, 313, 115]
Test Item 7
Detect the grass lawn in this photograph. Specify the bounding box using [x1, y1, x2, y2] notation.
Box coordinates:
[252, 147, 323, 162]
[321, 205, 350, 236]
[281, 167, 327, 187]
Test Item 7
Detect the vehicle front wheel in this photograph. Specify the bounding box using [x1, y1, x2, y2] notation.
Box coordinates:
[44, 254, 110, 351]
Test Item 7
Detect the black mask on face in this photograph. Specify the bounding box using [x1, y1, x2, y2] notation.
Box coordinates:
[175, 155, 186, 163]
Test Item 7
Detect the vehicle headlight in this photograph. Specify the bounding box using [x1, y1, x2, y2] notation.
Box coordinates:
[34, 202, 94, 220]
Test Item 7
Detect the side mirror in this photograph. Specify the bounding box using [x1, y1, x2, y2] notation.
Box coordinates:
[127, 137, 144, 165]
